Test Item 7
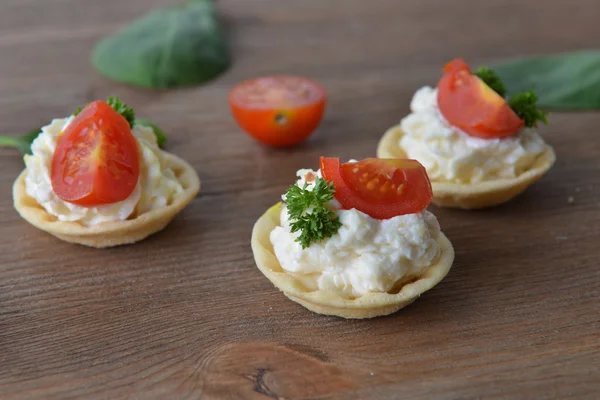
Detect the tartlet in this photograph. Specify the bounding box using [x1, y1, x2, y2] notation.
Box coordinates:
[377, 125, 556, 209]
[252, 202, 454, 319]
[13, 98, 201, 248]
[377, 58, 556, 209]
[14, 151, 200, 248]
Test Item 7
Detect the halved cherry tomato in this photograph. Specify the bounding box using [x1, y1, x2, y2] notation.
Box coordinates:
[229, 76, 327, 147]
[437, 58, 524, 139]
[51, 100, 140, 206]
[320, 157, 432, 219]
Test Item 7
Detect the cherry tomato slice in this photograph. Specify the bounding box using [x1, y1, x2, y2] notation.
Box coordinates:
[320, 157, 432, 219]
[437, 58, 524, 139]
[229, 76, 327, 147]
[51, 100, 140, 207]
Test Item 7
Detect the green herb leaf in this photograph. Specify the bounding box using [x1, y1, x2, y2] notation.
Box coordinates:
[474, 66, 507, 98]
[472, 65, 547, 127]
[509, 90, 549, 128]
[2, 96, 166, 157]
[91, 0, 231, 89]
[73, 96, 135, 127]
[106, 96, 135, 127]
[135, 119, 167, 148]
[285, 177, 342, 249]
[0, 128, 41, 156]
[491, 50, 600, 110]
[75, 97, 165, 145]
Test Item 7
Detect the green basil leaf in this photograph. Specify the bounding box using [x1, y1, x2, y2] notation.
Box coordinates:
[2, 119, 168, 158]
[491, 50, 600, 110]
[21, 129, 43, 154]
[91, 0, 231, 89]
[0, 128, 42, 156]
[135, 119, 167, 148]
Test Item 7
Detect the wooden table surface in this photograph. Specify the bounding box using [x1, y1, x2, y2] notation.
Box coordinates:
[1, 0, 599, 399]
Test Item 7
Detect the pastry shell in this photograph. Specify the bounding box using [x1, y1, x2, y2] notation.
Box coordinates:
[13, 151, 200, 248]
[377, 125, 556, 209]
[251, 203, 454, 319]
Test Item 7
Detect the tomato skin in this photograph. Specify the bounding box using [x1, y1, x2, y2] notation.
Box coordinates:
[229, 76, 327, 147]
[443, 58, 469, 73]
[320, 157, 433, 220]
[51, 100, 140, 207]
[437, 58, 524, 139]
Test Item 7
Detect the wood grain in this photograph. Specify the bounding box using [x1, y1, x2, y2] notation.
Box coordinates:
[1, 0, 599, 399]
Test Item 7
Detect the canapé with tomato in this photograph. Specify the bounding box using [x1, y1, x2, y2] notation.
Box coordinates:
[377, 58, 555, 209]
[13, 98, 200, 247]
[251, 157, 454, 319]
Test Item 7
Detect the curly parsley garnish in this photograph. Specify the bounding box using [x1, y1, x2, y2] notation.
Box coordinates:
[474, 67, 507, 98]
[106, 96, 136, 127]
[73, 96, 165, 146]
[1, 96, 165, 157]
[74, 96, 135, 128]
[475, 66, 548, 128]
[285, 177, 342, 249]
[509, 90, 549, 128]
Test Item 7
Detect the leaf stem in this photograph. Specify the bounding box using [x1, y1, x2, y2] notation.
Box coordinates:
[0, 135, 21, 148]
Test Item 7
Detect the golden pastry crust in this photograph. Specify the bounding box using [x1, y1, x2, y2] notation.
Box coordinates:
[376, 125, 556, 209]
[251, 203, 454, 319]
[13, 152, 200, 248]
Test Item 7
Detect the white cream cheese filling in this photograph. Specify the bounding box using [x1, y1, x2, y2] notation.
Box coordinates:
[24, 117, 183, 226]
[270, 168, 441, 297]
[399, 86, 546, 184]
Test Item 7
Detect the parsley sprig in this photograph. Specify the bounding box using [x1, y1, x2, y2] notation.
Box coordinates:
[285, 177, 342, 249]
[74, 96, 136, 128]
[75, 96, 166, 146]
[1, 96, 166, 157]
[474, 67, 507, 98]
[509, 91, 549, 128]
[106, 96, 136, 127]
[475, 66, 548, 128]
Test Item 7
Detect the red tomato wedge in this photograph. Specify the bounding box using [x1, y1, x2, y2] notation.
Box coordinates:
[320, 157, 433, 219]
[229, 76, 326, 147]
[437, 58, 524, 139]
[51, 100, 140, 207]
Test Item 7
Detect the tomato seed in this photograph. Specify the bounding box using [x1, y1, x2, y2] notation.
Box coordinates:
[274, 113, 287, 125]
